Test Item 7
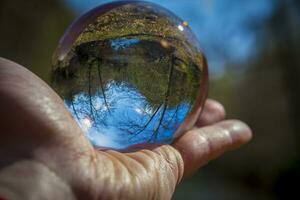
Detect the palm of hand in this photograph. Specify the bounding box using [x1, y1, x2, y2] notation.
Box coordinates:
[0, 58, 251, 200]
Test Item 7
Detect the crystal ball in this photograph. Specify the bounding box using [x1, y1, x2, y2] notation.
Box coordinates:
[51, 1, 208, 150]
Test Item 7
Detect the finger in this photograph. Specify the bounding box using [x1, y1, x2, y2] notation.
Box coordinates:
[173, 120, 252, 177]
[196, 99, 226, 127]
[124, 120, 251, 199]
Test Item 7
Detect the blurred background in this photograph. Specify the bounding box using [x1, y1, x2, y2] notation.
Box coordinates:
[0, 0, 299, 199]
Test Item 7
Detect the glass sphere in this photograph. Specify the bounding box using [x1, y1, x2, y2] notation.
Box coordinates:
[51, 1, 208, 150]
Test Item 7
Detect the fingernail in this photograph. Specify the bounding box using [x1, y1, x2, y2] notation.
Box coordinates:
[218, 120, 253, 144]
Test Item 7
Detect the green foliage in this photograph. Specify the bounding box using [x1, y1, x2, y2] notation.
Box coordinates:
[52, 39, 202, 108]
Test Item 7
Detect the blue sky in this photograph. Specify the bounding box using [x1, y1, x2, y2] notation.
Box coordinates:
[66, 81, 189, 149]
[62, 0, 277, 76]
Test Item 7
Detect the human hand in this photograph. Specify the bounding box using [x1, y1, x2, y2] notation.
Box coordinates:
[0, 58, 252, 200]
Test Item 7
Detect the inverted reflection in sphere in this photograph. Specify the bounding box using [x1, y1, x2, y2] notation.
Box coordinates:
[51, 1, 208, 150]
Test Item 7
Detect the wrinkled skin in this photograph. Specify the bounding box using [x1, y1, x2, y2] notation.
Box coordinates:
[0, 57, 252, 200]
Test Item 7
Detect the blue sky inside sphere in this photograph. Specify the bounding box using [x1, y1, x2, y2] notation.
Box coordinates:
[62, 0, 277, 77]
